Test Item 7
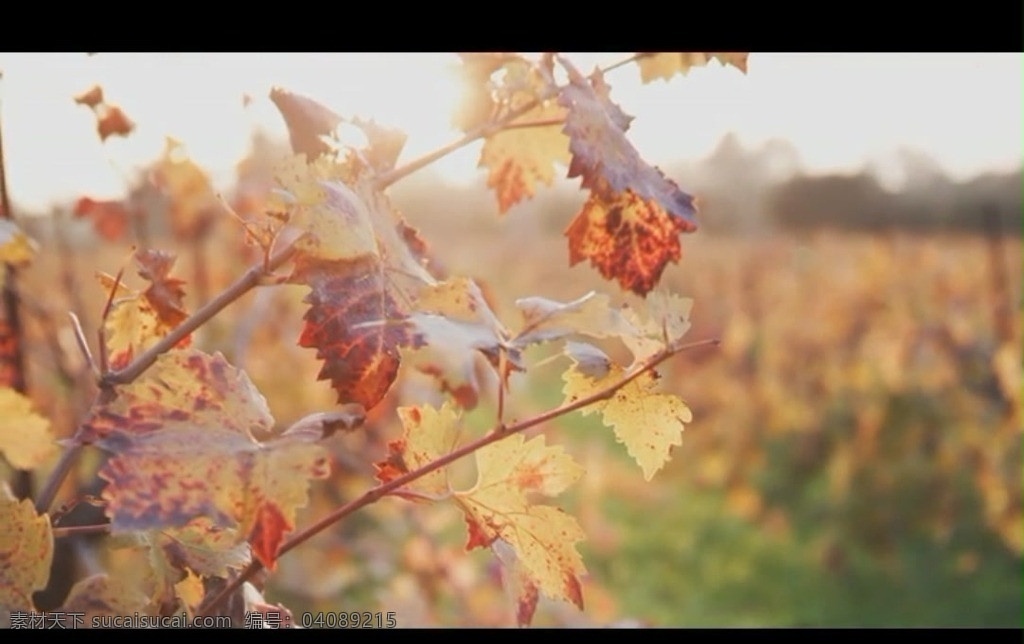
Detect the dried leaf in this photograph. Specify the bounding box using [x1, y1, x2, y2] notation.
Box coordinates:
[79, 349, 330, 570]
[451, 52, 522, 132]
[96, 104, 135, 142]
[73, 197, 132, 242]
[0, 483, 53, 612]
[374, 403, 460, 499]
[0, 220, 36, 266]
[292, 256, 409, 410]
[270, 87, 342, 159]
[478, 58, 570, 213]
[558, 66, 698, 296]
[455, 434, 586, 613]
[0, 387, 56, 470]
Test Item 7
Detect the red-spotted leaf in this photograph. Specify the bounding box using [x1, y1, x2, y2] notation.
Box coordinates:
[558, 64, 698, 296]
[0, 483, 53, 613]
[77, 349, 330, 570]
[454, 434, 586, 616]
[291, 256, 410, 410]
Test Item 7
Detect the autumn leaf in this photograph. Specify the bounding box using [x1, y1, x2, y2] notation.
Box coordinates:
[270, 87, 343, 159]
[558, 64, 698, 296]
[96, 105, 135, 142]
[292, 256, 410, 410]
[73, 196, 132, 242]
[151, 138, 222, 238]
[451, 52, 522, 133]
[59, 574, 150, 624]
[0, 483, 53, 612]
[619, 291, 694, 362]
[379, 402, 586, 623]
[77, 349, 330, 570]
[158, 519, 252, 578]
[455, 434, 586, 613]
[0, 220, 36, 266]
[73, 84, 104, 108]
[512, 291, 634, 349]
[562, 358, 691, 481]
[0, 387, 56, 470]
[374, 403, 461, 499]
[403, 314, 505, 409]
[351, 117, 407, 173]
[98, 250, 191, 370]
[273, 155, 378, 262]
[402, 277, 514, 408]
[636, 52, 749, 83]
[477, 58, 571, 214]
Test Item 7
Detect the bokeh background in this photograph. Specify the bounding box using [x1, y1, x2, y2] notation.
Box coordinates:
[1, 52, 1021, 626]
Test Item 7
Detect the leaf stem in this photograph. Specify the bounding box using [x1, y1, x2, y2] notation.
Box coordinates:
[52, 523, 110, 538]
[197, 336, 719, 617]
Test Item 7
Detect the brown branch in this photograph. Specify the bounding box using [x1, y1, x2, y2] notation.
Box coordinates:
[100, 242, 296, 387]
[198, 337, 719, 617]
[374, 51, 647, 191]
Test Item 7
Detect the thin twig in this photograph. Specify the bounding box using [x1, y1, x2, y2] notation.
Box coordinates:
[198, 337, 719, 616]
[52, 523, 111, 539]
[498, 118, 565, 132]
[375, 51, 644, 191]
[100, 242, 297, 387]
[35, 441, 85, 514]
[68, 312, 98, 377]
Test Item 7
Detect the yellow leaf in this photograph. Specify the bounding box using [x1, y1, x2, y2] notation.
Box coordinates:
[0, 220, 36, 266]
[77, 349, 329, 571]
[375, 403, 461, 498]
[0, 483, 53, 612]
[455, 434, 586, 608]
[174, 569, 205, 615]
[562, 362, 691, 481]
[478, 60, 570, 214]
[273, 154, 378, 262]
[0, 387, 56, 470]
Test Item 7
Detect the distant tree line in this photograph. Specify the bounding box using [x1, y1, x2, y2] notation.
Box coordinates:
[766, 167, 1021, 235]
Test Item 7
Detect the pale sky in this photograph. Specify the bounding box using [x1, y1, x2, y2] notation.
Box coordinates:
[0, 52, 1020, 211]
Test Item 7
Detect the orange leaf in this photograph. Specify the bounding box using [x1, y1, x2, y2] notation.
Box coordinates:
[558, 67, 698, 296]
[96, 104, 135, 141]
[292, 256, 410, 410]
[73, 196, 132, 242]
[73, 84, 104, 108]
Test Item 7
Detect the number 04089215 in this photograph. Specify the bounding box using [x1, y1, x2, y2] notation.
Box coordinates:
[300, 611, 397, 628]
